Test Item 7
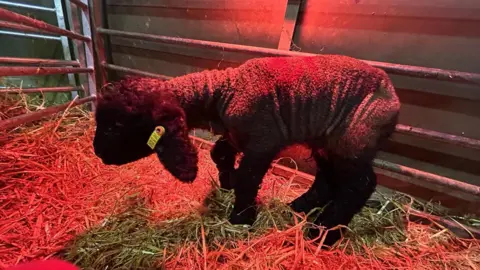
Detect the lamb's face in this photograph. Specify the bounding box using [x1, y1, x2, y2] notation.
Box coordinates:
[93, 105, 155, 166]
[93, 83, 198, 183]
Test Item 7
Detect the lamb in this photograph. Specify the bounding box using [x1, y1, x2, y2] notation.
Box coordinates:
[93, 55, 401, 247]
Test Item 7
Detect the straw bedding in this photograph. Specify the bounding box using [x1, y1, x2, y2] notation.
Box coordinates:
[0, 97, 479, 269]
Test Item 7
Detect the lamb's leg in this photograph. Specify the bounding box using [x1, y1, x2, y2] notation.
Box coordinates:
[289, 149, 336, 214]
[210, 137, 238, 190]
[308, 157, 377, 247]
[229, 151, 277, 225]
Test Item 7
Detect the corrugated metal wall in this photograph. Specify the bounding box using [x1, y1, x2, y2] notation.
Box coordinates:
[102, 0, 480, 213]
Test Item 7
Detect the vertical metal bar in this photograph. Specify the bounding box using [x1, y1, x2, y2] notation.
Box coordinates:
[53, 0, 78, 98]
[89, 0, 108, 87]
[277, 0, 301, 51]
[64, 0, 84, 98]
[79, 0, 97, 110]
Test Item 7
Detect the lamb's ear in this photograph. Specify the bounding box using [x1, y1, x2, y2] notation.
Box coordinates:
[153, 117, 199, 183]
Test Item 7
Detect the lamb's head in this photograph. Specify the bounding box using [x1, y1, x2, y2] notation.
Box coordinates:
[93, 77, 198, 182]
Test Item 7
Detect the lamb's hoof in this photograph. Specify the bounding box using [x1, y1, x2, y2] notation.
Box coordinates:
[228, 207, 257, 226]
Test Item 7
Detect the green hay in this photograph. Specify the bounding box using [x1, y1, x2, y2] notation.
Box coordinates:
[63, 188, 296, 270]
[62, 187, 478, 270]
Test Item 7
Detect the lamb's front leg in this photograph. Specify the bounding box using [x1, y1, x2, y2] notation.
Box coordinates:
[210, 137, 238, 190]
[229, 151, 277, 225]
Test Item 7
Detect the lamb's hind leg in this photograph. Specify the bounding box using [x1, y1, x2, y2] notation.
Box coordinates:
[309, 156, 377, 247]
[289, 149, 336, 214]
[210, 137, 238, 190]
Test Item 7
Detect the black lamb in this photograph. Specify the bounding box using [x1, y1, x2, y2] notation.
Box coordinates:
[92, 55, 401, 247]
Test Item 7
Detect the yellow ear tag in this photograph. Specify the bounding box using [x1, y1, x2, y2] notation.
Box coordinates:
[147, 126, 166, 150]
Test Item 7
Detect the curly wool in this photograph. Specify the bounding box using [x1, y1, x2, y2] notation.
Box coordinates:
[130, 55, 400, 158]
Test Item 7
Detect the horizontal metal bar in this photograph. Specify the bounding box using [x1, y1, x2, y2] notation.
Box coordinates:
[0, 29, 61, 40]
[0, 7, 90, 42]
[70, 0, 88, 10]
[102, 63, 172, 80]
[97, 28, 480, 86]
[0, 0, 55, 12]
[0, 86, 84, 94]
[102, 63, 480, 150]
[0, 96, 95, 130]
[373, 159, 480, 197]
[396, 124, 480, 150]
[0, 20, 48, 33]
[0, 57, 80, 67]
[0, 66, 93, 76]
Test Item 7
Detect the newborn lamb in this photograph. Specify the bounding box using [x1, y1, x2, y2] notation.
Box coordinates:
[93, 55, 401, 247]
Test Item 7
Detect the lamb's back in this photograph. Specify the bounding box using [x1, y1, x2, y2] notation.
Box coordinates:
[222, 56, 391, 149]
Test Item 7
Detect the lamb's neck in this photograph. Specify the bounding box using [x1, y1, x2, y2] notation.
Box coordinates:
[166, 68, 235, 131]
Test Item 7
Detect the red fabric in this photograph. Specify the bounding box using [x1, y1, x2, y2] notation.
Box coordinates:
[6, 259, 79, 270]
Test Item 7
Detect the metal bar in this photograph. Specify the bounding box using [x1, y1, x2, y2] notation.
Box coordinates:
[0, 67, 92, 76]
[79, 0, 98, 104]
[373, 159, 480, 197]
[101, 63, 480, 150]
[64, 0, 85, 99]
[0, 7, 90, 41]
[89, 0, 113, 87]
[0, 0, 56, 12]
[396, 124, 480, 150]
[54, 0, 79, 98]
[0, 96, 95, 130]
[0, 86, 83, 94]
[277, 0, 301, 50]
[88, 0, 108, 87]
[0, 29, 60, 41]
[0, 20, 61, 37]
[97, 28, 480, 86]
[103, 63, 172, 80]
[70, 0, 88, 10]
[0, 57, 80, 66]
